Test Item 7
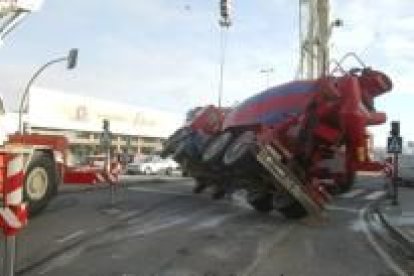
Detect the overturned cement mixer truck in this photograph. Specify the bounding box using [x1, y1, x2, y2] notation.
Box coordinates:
[162, 54, 392, 219]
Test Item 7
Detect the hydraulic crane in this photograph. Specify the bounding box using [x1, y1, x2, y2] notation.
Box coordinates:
[162, 0, 391, 219]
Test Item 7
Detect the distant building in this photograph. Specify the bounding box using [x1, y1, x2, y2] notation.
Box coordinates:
[22, 87, 183, 162]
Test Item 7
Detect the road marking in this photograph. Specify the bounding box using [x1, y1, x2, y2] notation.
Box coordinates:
[56, 230, 85, 244]
[118, 210, 141, 220]
[128, 187, 194, 197]
[126, 206, 218, 238]
[190, 213, 240, 231]
[241, 225, 294, 276]
[340, 188, 364, 198]
[325, 205, 359, 213]
[38, 247, 84, 275]
[130, 216, 191, 237]
[364, 190, 386, 201]
[359, 206, 406, 276]
[103, 208, 122, 215]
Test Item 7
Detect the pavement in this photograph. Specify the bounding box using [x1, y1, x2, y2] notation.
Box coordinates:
[0, 174, 411, 276]
[372, 155, 414, 275]
[377, 186, 414, 256]
[377, 155, 414, 238]
[380, 186, 414, 230]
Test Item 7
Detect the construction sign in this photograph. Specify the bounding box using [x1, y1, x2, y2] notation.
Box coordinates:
[387, 136, 403, 154]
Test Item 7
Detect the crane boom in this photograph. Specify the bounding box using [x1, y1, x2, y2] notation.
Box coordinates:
[298, 0, 330, 79]
[0, 0, 44, 42]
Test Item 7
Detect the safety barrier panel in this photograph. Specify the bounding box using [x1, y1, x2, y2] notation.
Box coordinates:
[93, 161, 122, 185]
[0, 152, 28, 276]
[383, 158, 393, 179]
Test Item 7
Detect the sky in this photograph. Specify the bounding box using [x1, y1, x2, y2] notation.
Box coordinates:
[0, 0, 413, 147]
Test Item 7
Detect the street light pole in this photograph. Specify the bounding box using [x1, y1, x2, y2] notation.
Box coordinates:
[260, 68, 274, 88]
[218, 26, 229, 108]
[217, 0, 232, 108]
[18, 49, 78, 134]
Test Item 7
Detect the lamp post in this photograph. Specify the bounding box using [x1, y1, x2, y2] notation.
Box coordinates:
[217, 0, 232, 108]
[18, 48, 78, 134]
[260, 67, 274, 88]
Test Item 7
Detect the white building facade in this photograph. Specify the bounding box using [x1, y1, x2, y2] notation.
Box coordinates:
[22, 87, 183, 160]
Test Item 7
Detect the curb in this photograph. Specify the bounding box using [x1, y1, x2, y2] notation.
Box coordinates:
[375, 202, 414, 254]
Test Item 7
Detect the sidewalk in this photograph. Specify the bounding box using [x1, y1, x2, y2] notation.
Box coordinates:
[377, 187, 414, 248]
[377, 154, 414, 249]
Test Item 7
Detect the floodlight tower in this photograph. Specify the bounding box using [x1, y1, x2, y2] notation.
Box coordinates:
[298, 0, 341, 79]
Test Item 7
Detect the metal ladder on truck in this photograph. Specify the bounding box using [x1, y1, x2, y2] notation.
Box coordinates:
[256, 144, 326, 218]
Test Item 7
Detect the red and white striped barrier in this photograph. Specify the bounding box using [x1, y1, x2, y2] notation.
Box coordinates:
[383, 158, 393, 178]
[93, 161, 122, 185]
[0, 153, 27, 236]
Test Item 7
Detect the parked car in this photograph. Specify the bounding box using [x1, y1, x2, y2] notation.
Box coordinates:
[126, 162, 142, 175]
[127, 155, 180, 175]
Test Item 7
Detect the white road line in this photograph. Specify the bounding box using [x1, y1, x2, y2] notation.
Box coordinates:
[364, 191, 386, 201]
[130, 216, 191, 237]
[340, 188, 365, 198]
[128, 187, 194, 197]
[325, 205, 359, 213]
[359, 206, 406, 276]
[190, 213, 240, 231]
[56, 230, 85, 243]
[127, 206, 218, 238]
[118, 210, 141, 220]
[241, 225, 294, 276]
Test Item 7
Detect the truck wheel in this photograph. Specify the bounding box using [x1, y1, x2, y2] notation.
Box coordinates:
[173, 136, 200, 163]
[161, 128, 190, 158]
[172, 140, 187, 162]
[202, 132, 233, 163]
[24, 152, 57, 216]
[223, 131, 256, 167]
[247, 192, 273, 213]
[278, 201, 307, 219]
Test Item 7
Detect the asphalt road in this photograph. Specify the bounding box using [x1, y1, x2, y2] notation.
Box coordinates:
[0, 175, 404, 276]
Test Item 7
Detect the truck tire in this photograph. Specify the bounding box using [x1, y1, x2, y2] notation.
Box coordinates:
[172, 140, 187, 162]
[172, 135, 201, 163]
[247, 192, 273, 213]
[278, 201, 307, 219]
[161, 127, 190, 158]
[202, 132, 233, 163]
[223, 130, 256, 167]
[24, 152, 58, 216]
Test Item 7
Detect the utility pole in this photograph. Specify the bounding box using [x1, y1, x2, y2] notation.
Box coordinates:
[387, 121, 403, 206]
[217, 0, 232, 108]
[260, 68, 274, 88]
[100, 119, 114, 204]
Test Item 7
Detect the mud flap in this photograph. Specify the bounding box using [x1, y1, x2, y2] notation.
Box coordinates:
[256, 145, 325, 218]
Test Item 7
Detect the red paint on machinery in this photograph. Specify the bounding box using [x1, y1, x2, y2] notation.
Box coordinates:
[163, 62, 392, 219]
